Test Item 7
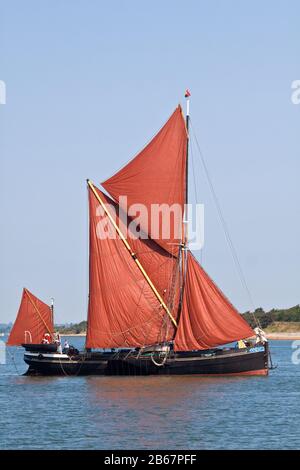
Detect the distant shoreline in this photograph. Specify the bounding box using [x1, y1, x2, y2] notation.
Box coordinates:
[61, 333, 86, 337]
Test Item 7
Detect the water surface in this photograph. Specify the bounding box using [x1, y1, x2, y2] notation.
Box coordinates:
[0, 338, 299, 449]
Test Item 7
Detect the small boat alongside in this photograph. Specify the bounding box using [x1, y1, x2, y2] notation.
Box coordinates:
[6, 287, 115, 376]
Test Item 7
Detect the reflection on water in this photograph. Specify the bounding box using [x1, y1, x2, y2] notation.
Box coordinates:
[0, 338, 299, 449]
[85, 374, 269, 449]
[85, 376, 234, 449]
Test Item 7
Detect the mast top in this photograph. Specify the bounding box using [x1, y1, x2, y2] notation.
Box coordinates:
[185, 89, 191, 118]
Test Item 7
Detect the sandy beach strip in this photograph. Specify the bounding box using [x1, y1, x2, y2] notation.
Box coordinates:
[266, 332, 300, 340]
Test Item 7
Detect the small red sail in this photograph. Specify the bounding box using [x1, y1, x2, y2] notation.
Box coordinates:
[102, 106, 187, 255]
[7, 288, 53, 346]
[86, 184, 179, 349]
[174, 253, 254, 351]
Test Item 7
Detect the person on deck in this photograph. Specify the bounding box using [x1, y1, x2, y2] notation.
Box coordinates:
[254, 327, 268, 345]
[41, 333, 51, 344]
[54, 332, 62, 354]
[64, 340, 70, 353]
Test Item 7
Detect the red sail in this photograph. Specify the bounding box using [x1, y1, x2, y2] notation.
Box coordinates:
[7, 288, 53, 346]
[86, 184, 179, 349]
[102, 106, 187, 255]
[174, 253, 254, 351]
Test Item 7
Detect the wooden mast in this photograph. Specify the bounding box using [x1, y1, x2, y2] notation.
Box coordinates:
[178, 90, 190, 313]
[50, 297, 54, 333]
[185, 90, 190, 216]
[87, 179, 178, 328]
[183, 89, 190, 274]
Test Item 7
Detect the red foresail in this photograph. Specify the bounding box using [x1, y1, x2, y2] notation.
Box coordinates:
[101, 106, 187, 255]
[174, 253, 254, 351]
[86, 184, 180, 349]
[7, 288, 53, 346]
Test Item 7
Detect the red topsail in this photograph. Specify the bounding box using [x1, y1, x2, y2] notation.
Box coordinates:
[102, 106, 187, 255]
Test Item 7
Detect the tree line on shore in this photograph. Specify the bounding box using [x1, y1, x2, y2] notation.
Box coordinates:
[243, 305, 300, 328]
[56, 305, 300, 333]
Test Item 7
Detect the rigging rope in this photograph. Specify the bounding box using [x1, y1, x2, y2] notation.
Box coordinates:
[190, 119, 260, 329]
[58, 351, 87, 377]
[6, 347, 23, 376]
[151, 350, 168, 367]
[190, 137, 203, 265]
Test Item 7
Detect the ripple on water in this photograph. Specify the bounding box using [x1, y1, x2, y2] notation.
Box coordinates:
[0, 339, 299, 449]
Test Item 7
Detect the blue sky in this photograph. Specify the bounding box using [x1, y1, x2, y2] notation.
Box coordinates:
[0, 0, 299, 323]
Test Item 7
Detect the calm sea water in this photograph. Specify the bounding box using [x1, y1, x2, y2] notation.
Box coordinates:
[0, 337, 299, 450]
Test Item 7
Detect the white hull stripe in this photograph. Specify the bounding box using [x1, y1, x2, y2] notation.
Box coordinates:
[24, 352, 70, 359]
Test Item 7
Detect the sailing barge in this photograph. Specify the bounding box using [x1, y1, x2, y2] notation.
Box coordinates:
[7, 94, 270, 376]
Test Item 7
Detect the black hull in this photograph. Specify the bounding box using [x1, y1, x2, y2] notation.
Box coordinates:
[106, 346, 268, 376]
[22, 343, 58, 353]
[24, 352, 111, 376]
[24, 344, 269, 377]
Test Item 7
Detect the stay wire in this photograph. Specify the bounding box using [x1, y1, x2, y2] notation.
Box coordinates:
[190, 118, 260, 328]
[190, 137, 203, 265]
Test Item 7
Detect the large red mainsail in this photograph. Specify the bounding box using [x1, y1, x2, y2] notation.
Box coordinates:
[102, 105, 187, 255]
[174, 253, 254, 351]
[86, 184, 180, 349]
[7, 288, 53, 346]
